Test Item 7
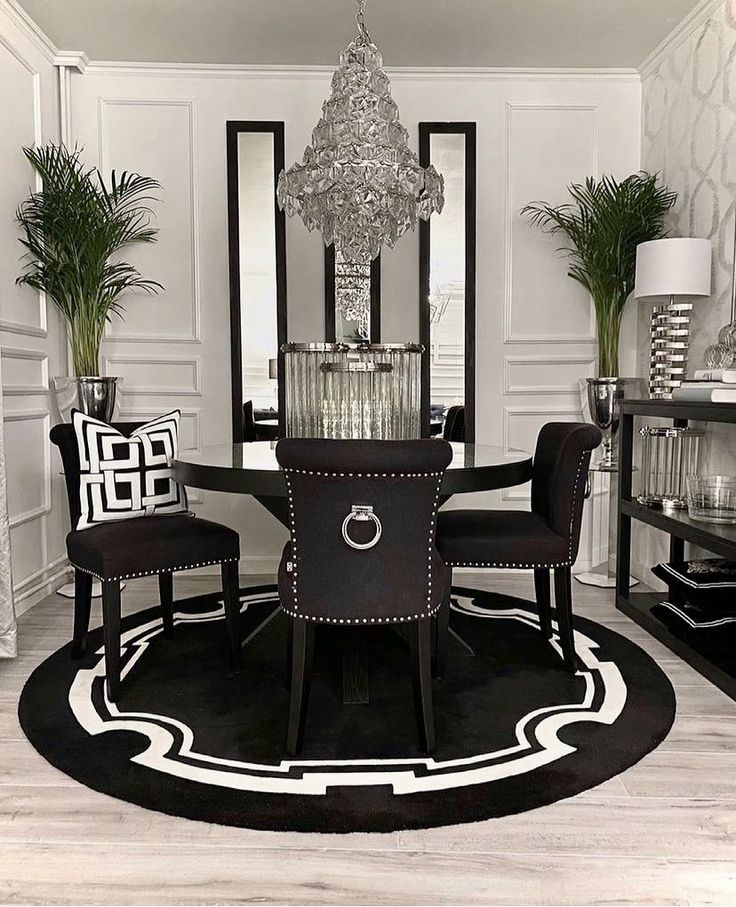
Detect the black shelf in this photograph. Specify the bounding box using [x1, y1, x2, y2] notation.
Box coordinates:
[621, 398, 736, 425]
[616, 398, 736, 700]
[618, 592, 736, 698]
[621, 500, 736, 561]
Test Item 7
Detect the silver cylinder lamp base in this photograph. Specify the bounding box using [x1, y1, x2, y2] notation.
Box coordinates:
[649, 301, 692, 399]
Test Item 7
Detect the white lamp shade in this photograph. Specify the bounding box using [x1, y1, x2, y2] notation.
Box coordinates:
[635, 238, 712, 299]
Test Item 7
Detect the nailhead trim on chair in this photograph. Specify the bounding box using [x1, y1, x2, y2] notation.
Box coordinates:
[287, 469, 444, 478]
[282, 468, 445, 624]
[566, 451, 587, 563]
[444, 560, 571, 569]
[443, 451, 589, 572]
[70, 555, 240, 583]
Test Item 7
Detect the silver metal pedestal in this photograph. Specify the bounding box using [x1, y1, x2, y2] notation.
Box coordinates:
[576, 462, 638, 589]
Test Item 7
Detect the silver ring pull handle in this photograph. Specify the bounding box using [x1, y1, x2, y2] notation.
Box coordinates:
[341, 504, 382, 551]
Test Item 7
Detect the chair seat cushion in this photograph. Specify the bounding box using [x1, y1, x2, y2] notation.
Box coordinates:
[67, 514, 240, 580]
[437, 509, 569, 568]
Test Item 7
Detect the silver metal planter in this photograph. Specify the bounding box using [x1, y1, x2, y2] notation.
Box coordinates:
[53, 376, 121, 423]
[582, 377, 641, 469]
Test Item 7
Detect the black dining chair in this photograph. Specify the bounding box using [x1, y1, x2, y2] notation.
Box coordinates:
[443, 405, 466, 442]
[275, 438, 453, 756]
[50, 422, 243, 702]
[436, 422, 601, 674]
[243, 401, 279, 442]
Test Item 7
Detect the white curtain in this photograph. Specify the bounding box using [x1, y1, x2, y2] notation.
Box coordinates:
[0, 356, 16, 658]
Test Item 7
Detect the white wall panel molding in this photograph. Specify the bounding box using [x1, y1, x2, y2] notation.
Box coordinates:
[98, 97, 201, 344]
[639, 0, 727, 77]
[503, 102, 598, 346]
[503, 354, 596, 395]
[0, 0, 67, 614]
[53, 50, 88, 72]
[83, 59, 640, 82]
[0, 0, 57, 63]
[502, 404, 583, 501]
[102, 354, 202, 396]
[3, 408, 51, 527]
[1, 346, 48, 395]
[14, 552, 68, 612]
[0, 31, 47, 339]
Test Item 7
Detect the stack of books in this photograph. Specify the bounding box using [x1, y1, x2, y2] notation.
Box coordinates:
[672, 368, 736, 402]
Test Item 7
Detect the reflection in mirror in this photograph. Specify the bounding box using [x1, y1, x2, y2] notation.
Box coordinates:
[324, 245, 381, 343]
[419, 124, 476, 440]
[227, 122, 286, 441]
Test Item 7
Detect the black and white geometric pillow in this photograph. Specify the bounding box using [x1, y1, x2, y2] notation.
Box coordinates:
[72, 410, 188, 531]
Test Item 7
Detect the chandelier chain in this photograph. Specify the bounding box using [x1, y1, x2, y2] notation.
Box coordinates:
[355, 0, 370, 40]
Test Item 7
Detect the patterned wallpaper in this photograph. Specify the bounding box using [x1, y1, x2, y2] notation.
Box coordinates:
[641, 0, 736, 370]
[637, 3, 736, 579]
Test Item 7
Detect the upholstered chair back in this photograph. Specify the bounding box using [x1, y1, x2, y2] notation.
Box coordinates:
[443, 405, 465, 442]
[50, 422, 144, 530]
[531, 422, 601, 562]
[242, 401, 257, 442]
[276, 438, 453, 625]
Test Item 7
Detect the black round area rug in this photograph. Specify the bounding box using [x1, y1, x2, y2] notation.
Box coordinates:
[19, 585, 675, 833]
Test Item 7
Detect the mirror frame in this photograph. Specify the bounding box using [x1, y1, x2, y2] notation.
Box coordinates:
[324, 246, 382, 343]
[227, 120, 288, 442]
[419, 122, 477, 441]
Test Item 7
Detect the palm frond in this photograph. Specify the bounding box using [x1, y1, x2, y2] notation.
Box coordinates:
[521, 172, 677, 375]
[15, 143, 163, 375]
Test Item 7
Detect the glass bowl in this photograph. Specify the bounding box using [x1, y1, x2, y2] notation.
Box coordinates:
[687, 475, 736, 524]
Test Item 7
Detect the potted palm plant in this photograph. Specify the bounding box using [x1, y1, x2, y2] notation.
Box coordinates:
[16, 144, 162, 421]
[522, 172, 677, 466]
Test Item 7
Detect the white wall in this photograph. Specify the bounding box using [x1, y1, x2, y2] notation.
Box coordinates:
[64, 63, 641, 573]
[0, 1, 67, 612]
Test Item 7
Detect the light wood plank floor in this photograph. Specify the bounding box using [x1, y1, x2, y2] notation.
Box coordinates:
[1, 573, 735, 906]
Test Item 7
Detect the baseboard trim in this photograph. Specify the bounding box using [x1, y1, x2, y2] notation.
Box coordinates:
[14, 557, 71, 616]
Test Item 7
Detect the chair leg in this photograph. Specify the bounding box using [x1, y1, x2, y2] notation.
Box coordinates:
[534, 568, 553, 640]
[285, 621, 293, 690]
[158, 571, 174, 639]
[101, 580, 122, 702]
[410, 618, 436, 755]
[221, 561, 242, 672]
[71, 570, 93, 659]
[433, 567, 452, 679]
[286, 620, 314, 756]
[553, 566, 577, 674]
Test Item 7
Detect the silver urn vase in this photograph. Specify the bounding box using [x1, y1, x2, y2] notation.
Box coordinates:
[53, 376, 121, 423]
[581, 377, 641, 469]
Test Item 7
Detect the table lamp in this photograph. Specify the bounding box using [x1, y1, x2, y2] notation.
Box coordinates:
[635, 238, 712, 398]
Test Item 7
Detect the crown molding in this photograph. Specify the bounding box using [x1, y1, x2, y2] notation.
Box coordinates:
[82, 59, 641, 82]
[0, 0, 57, 61]
[54, 50, 88, 73]
[639, 0, 726, 78]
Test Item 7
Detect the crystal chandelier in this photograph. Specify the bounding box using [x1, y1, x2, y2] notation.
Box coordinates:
[277, 0, 445, 326]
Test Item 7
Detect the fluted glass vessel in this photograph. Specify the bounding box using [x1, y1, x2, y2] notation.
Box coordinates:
[283, 343, 421, 439]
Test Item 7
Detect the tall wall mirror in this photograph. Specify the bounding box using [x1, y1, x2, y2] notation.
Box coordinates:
[324, 246, 381, 342]
[227, 121, 287, 441]
[419, 123, 476, 440]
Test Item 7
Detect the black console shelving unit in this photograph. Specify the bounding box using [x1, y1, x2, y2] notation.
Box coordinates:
[617, 399, 736, 700]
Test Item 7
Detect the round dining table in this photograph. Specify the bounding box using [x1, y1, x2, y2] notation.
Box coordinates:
[172, 440, 533, 704]
[172, 440, 533, 526]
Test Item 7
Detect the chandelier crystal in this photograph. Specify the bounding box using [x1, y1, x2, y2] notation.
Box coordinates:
[277, 0, 445, 284]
